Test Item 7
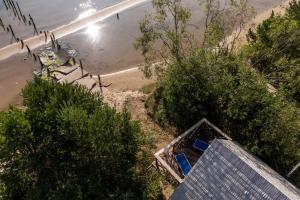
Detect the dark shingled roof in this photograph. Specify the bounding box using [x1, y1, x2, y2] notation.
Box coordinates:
[170, 139, 300, 200]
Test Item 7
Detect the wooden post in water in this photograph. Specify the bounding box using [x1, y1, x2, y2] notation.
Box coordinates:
[29, 14, 38, 35]
[72, 57, 76, 65]
[7, 0, 16, 17]
[15, 2, 24, 22]
[26, 45, 32, 57]
[32, 53, 37, 62]
[43, 31, 47, 42]
[20, 39, 24, 49]
[98, 75, 103, 95]
[0, 18, 5, 31]
[3, 0, 9, 10]
[10, 0, 21, 21]
[79, 60, 84, 77]
[8, 24, 17, 42]
[38, 55, 44, 70]
[51, 33, 56, 41]
[22, 15, 27, 25]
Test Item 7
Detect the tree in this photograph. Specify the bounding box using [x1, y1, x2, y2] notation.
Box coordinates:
[244, 3, 300, 103]
[135, 0, 192, 77]
[0, 77, 162, 199]
[135, 0, 254, 77]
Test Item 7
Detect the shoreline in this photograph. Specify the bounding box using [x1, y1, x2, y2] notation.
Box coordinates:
[0, 0, 290, 111]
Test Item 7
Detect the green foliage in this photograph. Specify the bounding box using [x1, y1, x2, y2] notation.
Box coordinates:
[0, 77, 162, 199]
[140, 83, 157, 94]
[135, 0, 193, 77]
[244, 3, 300, 103]
[153, 52, 300, 187]
[287, 0, 300, 21]
[136, 0, 300, 187]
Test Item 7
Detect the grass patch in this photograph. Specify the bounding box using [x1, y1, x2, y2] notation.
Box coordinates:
[140, 83, 157, 94]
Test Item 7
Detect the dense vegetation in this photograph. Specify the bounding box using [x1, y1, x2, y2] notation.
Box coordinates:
[0, 78, 161, 199]
[245, 0, 300, 104]
[136, 0, 300, 187]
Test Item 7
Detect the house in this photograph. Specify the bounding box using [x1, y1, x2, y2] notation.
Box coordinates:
[154, 119, 300, 200]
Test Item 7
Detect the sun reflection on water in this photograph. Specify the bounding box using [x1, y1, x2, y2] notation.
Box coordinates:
[84, 23, 101, 42]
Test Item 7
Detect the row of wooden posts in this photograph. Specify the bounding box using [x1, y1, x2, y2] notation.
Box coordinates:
[2, 0, 38, 34]
[0, 0, 39, 44]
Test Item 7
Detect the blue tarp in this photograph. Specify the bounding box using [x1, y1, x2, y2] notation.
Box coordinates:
[193, 139, 209, 151]
[175, 153, 192, 176]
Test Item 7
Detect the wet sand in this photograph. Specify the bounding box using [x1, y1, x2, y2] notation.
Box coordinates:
[0, 0, 288, 110]
[0, 53, 37, 110]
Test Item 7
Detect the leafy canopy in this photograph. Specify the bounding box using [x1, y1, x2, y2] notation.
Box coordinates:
[0, 77, 161, 200]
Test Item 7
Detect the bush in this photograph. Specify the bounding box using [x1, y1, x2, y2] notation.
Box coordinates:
[0, 77, 162, 199]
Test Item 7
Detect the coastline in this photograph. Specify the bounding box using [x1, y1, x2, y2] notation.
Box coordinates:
[0, 0, 290, 111]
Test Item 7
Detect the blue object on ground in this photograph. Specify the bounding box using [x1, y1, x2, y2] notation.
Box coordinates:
[193, 139, 209, 151]
[175, 153, 192, 176]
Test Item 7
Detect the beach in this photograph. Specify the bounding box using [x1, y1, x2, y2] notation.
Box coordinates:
[0, 0, 288, 110]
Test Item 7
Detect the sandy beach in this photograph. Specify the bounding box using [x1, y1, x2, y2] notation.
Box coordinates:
[0, 0, 290, 110]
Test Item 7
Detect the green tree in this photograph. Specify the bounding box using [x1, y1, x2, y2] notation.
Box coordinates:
[0, 77, 162, 199]
[244, 2, 300, 103]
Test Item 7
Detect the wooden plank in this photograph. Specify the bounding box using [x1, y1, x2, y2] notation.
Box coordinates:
[51, 66, 78, 80]
[55, 65, 78, 75]
[58, 67, 88, 84]
[73, 76, 96, 91]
